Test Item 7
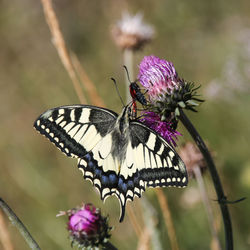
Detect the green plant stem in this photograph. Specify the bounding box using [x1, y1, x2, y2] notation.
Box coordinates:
[0, 198, 41, 250]
[179, 109, 233, 250]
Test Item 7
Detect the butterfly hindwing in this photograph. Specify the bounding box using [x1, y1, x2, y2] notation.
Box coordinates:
[114, 120, 188, 221]
[129, 121, 188, 187]
[78, 133, 120, 202]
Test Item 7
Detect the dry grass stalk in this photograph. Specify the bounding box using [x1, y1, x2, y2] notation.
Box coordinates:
[0, 210, 14, 250]
[71, 53, 105, 106]
[193, 166, 221, 250]
[156, 189, 179, 250]
[40, 0, 86, 104]
[137, 227, 151, 250]
[127, 203, 143, 238]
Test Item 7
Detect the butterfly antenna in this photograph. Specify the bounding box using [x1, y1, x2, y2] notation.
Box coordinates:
[123, 65, 132, 83]
[111, 77, 125, 107]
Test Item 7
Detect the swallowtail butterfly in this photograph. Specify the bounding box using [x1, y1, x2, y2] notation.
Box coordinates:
[34, 104, 188, 222]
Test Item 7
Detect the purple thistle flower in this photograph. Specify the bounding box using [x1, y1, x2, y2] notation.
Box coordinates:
[137, 55, 203, 125]
[140, 111, 181, 147]
[68, 205, 99, 234]
[58, 204, 112, 249]
[138, 55, 180, 102]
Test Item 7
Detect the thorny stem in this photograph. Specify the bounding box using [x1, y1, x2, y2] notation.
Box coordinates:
[179, 109, 233, 250]
[0, 198, 41, 250]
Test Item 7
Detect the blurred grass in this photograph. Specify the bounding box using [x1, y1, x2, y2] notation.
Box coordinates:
[0, 0, 250, 249]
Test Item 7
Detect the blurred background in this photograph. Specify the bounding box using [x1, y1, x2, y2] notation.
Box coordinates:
[0, 0, 250, 249]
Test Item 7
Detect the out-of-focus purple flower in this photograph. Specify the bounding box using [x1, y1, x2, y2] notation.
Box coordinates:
[138, 55, 180, 102]
[57, 204, 112, 249]
[140, 111, 181, 146]
[178, 142, 207, 178]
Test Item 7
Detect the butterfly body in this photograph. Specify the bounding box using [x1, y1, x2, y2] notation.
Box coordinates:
[34, 104, 187, 222]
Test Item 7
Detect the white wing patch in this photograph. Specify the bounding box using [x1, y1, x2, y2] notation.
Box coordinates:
[79, 125, 102, 151]
[63, 122, 75, 133]
[78, 108, 91, 123]
[135, 144, 144, 171]
[102, 154, 116, 173]
[144, 148, 151, 169]
[67, 124, 81, 138]
[125, 141, 134, 169]
[147, 133, 156, 151]
[97, 134, 112, 159]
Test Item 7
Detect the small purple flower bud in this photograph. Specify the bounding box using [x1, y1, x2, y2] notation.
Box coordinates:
[138, 55, 180, 102]
[140, 111, 181, 147]
[68, 205, 99, 234]
[58, 204, 112, 249]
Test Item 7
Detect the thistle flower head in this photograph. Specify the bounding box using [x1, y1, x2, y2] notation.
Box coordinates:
[140, 111, 181, 147]
[58, 204, 112, 249]
[138, 55, 203, 124]
[111, 12, 155, 50]
[138, 55, 180, 101]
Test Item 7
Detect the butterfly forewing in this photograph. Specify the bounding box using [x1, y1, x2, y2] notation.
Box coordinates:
[34, 105, 117, 158]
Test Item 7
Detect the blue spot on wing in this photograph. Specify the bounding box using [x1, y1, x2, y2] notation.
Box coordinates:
[109, 174, 118, 185]
[101, 175, 109, 185]
[118, 178, 128, 193]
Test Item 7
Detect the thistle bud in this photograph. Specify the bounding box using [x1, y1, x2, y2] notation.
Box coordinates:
[58, 204, 112, 249]
[111, 12, 155, 51]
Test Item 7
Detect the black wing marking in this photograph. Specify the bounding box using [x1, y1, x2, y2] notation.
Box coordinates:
[34, 105, 118, 158]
